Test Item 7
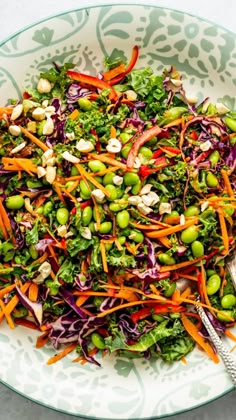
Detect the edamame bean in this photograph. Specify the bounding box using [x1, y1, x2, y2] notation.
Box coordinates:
[191, 240, 204, 257]
[221, 294, 236, 309]
[152, 314, 165, 322]
[91, 332, 105, 350]
[139, 147, 153, 160]
[29, 245, 39, 260]
[94, 176, 103, 184]
[12, 305, 28, 318]
[109, 203, 122, 212]
[26, 180, 43, 189]
[123, 172, 140, 186]
[181, 226, 199, 244]
[103, 173, 115, 185]
[98, 221, 112, 234]
[105, 184, 117, 201]
[82, 206, 93, 226]
[131, 179, 141, 195]
[36, 206, 44, 214]
[43, 201, 53, 216]
[116, 210, 130, 229]
[105, 242, 113, 251]
[206, 172, 219, 187]
[169, 312, 181, 319]
[206, 274, 221, 295]
[158, 253, 176, 265]
[209, 150, 220, 167]
[78, 97, 92, 111]
[2, 242, 14, 254]
[88, 160, 106, 173]
[217, 310, 234, 323]
[117, 236, 126, 245]
[184, 205, 200, 217]
[89, 221, 95, 233]
[5, 195, 24, 210]
[116, 188, 124, 199]
[128, 229, 144, 243]
[80, 180, 91, 198]
[120, 132, 132, 144]
[164, 281, 176, 298]
[206, 269, 216, 278]
[121, 143, 132, 159]
[71, 166, 79, 176]
[56, 207, 69, 225]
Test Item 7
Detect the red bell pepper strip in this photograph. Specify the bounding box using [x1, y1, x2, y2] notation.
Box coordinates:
[131, 304, 185, 323]
[160, 146, 181, 156]
[66, 70, 118, 101]
[80, 199, 93, 210]
[127, 125, 163, 169]
[108, 45, 139, 86]
[189, 130, 198, 140]
[152, 149, 163, 159]
[195, 150, 212, 164]
[131, 307, 152, 323]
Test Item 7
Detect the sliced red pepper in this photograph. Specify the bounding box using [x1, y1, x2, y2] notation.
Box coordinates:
[139, 157, 170, 178]
[108, 45, 139, 86]
[22, 91, 31, 99]
[153, 304, 185, 314]
[195, 150, 212, 164]
[66, 70, 118, 101]
[131, 307, 152, 323]
[127, 125, 163, 169]
[80, 199, 92, 210]
[160, 146, 181, 156]
[102, 63, 126, 82]
[152, 149, 163, 159]
[189, 130, 198, 140]
[71, 207, 77, 215]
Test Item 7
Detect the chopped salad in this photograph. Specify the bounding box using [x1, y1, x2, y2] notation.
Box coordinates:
[0, 46, 235, 366]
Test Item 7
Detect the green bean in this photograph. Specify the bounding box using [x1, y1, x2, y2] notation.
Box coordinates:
[206, 172, 219, 187]
[78, 97, 92, 111]
[221, 294, 236, 309]
[164, 281, 176, 297]
[56, 207, 69, 225]
[158, 253, 176, 265]
[116, 210, 130, 229]
[181, 226, 199, 244]
[123, 172, 140, 186]
[88, 160, 106, 173]
[103, 173, 115, 186]
[191, 240, 204, 257]
[128, 229, 144, 243]
[184, 205, 200, 217]
[98, 221, 112, 234]
[5, 195, 24, 210]
[105, 184, 117, 201]
[206, 274, 221, 295]
[91, 332, 105, 350]
[82, 206, 93, 226]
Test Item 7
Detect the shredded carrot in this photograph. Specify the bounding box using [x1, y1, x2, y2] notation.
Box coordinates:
[68, 109, 79, 120]
[53, 182, 66, 204]
[36, 331, 50, 348]
[180, 287, 192, 300]
[72, 347, 98, 364]
[100, 241, 108, 273]
[48, 245, 59, 266]
[110, 125, 117, 138]
[0, 198, 15, 243]
[217, 208, 229, 254]
[87, 153, 128, 171]
[181, 314, 219, 363]
[75, 295, 89, 307]
[19, 126, 49, 152]
[67, 180, 79, 193]
[0, 284, 16, 299]
[224, 329, 236, 342]
[181, 356, 187, 365]
[0, 106, 13, 117]
[75, 163, 111, 197]
[28, 283, 39, 302]
[157, 236, 172, 248]
[160, 255, 204, 272]
[130, 223, 162, 231]
[0, 299, 15, 329]
[171, 289, 181, 302]
[0, 211, 9, 240]
[103, 63, 126, 81]
[145, 217, 199, 238]
[96, 298, 173, 318]
[221, 168, 234, 197]
[61, 187, 78, 204]
[1, 282, 30, 319]
[32, 252, 48, 266]
[47, 343, 77, 365]
[177, 273, 198, 282]
[163, 115, 193, 128]
[230, 344, 236, 353]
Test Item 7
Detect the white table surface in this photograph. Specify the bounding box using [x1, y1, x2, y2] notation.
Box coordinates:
[1, 0, 236, 419]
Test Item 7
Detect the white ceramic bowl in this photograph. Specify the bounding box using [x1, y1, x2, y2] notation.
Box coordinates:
[0, 3, 236, 419]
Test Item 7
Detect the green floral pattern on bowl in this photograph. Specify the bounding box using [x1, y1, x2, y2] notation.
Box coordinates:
[0, 3, 236, 419]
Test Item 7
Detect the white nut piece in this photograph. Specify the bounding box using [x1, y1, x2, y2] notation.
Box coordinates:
[62, 151, 80, 163]
[37, 166, 46, 178]
[44, 106, 56, 117]
[10, 104, 23, 121]
[46, 157, 56, 167]
[66, 132, 75, 141]
[38, 261, 51, 279]
[159, 202, 172, 215]
[216, 102, 230, 115]
[57, 225, 68, 237]
[142, 194, 154, 207]
[170, 78, 182, 87]
[202, 98, 210, 113]
[147, 191, 160, 206]
[32, 274, 45, 285]
[43, 116, 54, 136]
[128, 195, 143, 206]
[124, 90, 137, 101]
[9, 125, 22, 137]
[201, 201, 209, 212]
[91, 189, 105, 203]
[81, 227, 92, 240]
[32, 107, 46, 121]
[42, 149, 54, 167]
[113, 175, 123, 186]
[11, 141, 26, 154]
[37, 78, 52, 94]
[137, 202, 152, 215]
[76, 139, 94, 153]
[140, 184, 153, 195]
[185, 94, 198, 105]
[45, 166, 57, 184]
[200, 140, 212, 151]
[180, 214, 186, 225]
[133, 157, 141, 169]
[106, 138, 122, 154]
[42, 100, 49, 108]
[24, 198, 34, 214]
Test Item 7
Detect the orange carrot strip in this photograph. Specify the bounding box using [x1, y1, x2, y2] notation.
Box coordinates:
[87, 153, 128, 171]
[180, 287, 192, 300]
[36, 331, 50, 348]
[0, 198, 15, 242]
[157, 236, 172, 248]
[48, 245, 59, 266]
[218, 208, 229, 254]
[145, 217, 199, 238]
[96, 299, 172, 318]
[110, 125, 116, 138]
[230, 344, 236, 353]
[3, 282, 30, 318]
[32, 252, 48, 266]
[53, 182, 66, 204]
[171, 289, 181, 302]
[72, 347, 98, 363]
[28, 283, 39, 302]
[224, 329, 236, 342]
[177, 274, 198, 282]
[47, 343, 77, 365]
[103, 63, 126, 81]
[0, 299, 15, 329]
[221, 168, 234, 197]
[68, 109, 79, 120]
[160, 256, 204, 272]
[75, 163, 111, 197]
[0, 106, 13, 117]
[19, 126, 49, 152]
[0, 284, 16, 299]
[61, 187, 78, 204]
[0, 212, 8, 240]
[181, 314, 219, 363]
[76, 295, 89, 307]
[100, 241, 108, 273]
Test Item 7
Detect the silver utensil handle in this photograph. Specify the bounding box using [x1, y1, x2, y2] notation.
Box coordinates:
[196, 305, 236, 387]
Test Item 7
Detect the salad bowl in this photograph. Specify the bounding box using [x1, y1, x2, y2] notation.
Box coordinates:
[0, 2, 236, 419]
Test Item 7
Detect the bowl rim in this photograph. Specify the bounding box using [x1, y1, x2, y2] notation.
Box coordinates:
[0, 2, 235, 419]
